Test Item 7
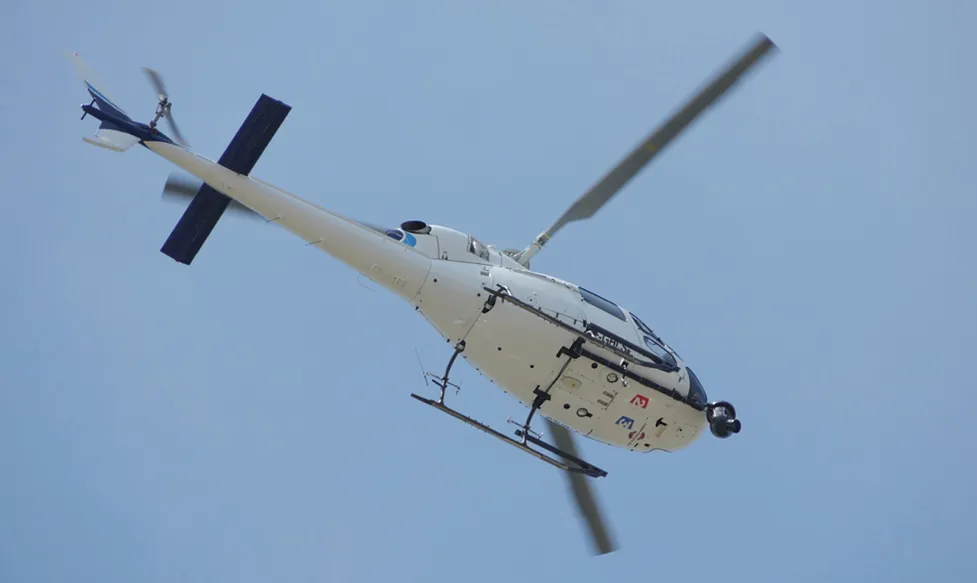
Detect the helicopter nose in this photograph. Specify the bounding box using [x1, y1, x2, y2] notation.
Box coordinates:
[706, 401, 740, 439]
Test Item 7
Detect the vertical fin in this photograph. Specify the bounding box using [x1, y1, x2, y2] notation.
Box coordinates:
[66, 51, 130, 120]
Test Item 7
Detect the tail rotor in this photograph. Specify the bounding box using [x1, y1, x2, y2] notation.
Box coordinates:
[142, 67, 189, 146]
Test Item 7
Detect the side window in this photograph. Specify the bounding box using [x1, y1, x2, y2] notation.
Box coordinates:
[579, 287, 627, 321]
[641, 337, 676, 366]
[468, 237, 490, 261]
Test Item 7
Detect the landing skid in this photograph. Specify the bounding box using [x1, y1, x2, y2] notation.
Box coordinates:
[412, 339, 607, 479]
[409, 393, 608, 478]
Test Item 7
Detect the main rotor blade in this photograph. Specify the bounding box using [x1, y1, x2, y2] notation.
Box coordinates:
[545, 419, 616, 555]
[161, 174, 261, 219]
[516, 33, 777, 265]
[160, 173, 393, 235]
[142, 67, 169, 101]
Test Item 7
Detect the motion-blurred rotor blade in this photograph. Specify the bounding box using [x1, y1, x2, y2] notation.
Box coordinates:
[545, 419, 617, 555]
[358, 220, 393, 235]
[161, 174, 260, 219]
[160, 173, 395, 233]
[162, 174, 199, 197]
[142, 67, 190, 146]
[513, 33, 778, 266]
[142, 67, 169, 101]
[164, 113, 189, 147]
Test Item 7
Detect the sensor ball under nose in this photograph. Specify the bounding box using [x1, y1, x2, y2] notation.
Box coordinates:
[706, 401, 741, 439]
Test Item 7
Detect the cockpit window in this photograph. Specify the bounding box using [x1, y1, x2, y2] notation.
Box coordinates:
[631, 313, 655, 337]
[686, 367, 708, 404]
[468, 236, 491, 261]
[579, 287, 627, 321]
[631, 313, 678, 367]
[642, 336, 677, 367]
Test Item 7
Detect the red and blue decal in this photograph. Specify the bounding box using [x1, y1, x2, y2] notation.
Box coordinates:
[615, 416, 635, 430]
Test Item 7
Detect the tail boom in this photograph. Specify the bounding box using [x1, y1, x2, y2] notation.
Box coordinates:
[147, 141, 432, 301]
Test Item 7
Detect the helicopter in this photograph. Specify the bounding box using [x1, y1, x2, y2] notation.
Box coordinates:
[67, 31, 778, 556]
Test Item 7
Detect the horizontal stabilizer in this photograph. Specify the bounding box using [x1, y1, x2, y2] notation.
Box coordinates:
[160, 94, 291, 265]
[83, 123, 140, 152]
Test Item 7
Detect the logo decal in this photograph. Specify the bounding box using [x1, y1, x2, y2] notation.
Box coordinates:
[630, 394, 649, 409]
[615, 416, 635, 430]
[385, 229, 417, 247]
[628, 430, 646, 441]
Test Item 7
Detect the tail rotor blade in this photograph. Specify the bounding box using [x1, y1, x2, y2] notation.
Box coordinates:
[142, 66, 189, 146]
[164, 113, 189, 147]
[142, 67, 168, 101]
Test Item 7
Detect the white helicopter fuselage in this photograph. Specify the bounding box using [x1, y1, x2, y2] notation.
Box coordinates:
[148, 141, 707, 453]
[71, 32, 773, 552]
[421, 256, 707, 452]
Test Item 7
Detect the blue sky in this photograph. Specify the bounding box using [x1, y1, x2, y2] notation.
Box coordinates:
[2, 1, 974, 581]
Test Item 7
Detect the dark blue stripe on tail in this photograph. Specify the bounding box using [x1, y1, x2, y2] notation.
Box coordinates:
[87, 83, 130, 121]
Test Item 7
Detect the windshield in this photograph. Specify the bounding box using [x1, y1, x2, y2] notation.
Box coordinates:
[629, 312, 678, 367]
[686, 367, 708, 404]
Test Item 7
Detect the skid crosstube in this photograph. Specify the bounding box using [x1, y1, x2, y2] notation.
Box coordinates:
[160, 94, 291, 265]
[410, 393, 608, 478]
